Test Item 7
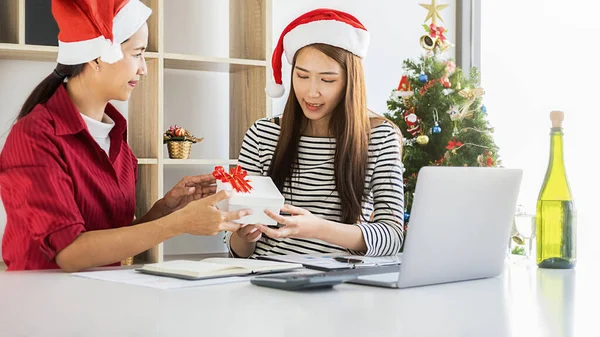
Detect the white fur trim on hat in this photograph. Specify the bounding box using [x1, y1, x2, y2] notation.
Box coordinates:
[113, 0, 152, 44]
[283, 20, 370, 64]
[56, 0, 151, 65]
[265, 80, 285, 98]
[58, 37, 121, 65]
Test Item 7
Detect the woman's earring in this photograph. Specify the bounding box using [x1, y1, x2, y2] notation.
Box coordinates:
[95, 66, 99, 70]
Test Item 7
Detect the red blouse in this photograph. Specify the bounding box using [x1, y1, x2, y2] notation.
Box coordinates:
[0, 85, 138, 270]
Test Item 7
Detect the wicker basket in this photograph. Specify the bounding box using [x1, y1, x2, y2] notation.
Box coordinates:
[167, 140, 193, 159]
[121, 256, 134, 266]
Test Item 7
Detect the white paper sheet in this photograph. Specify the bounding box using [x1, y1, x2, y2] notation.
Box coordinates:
[72, 269, 251, 290]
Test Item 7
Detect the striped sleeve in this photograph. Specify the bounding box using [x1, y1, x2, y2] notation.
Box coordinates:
[237, 121, 264, 176]
[356, 127, 405, 256]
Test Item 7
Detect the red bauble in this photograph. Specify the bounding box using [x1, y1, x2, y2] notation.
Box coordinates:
[175, 128, 186, 137]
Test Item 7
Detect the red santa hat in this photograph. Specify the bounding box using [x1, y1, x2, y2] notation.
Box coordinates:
[266, 8, 370, 98]
[52, 0, 152, 65]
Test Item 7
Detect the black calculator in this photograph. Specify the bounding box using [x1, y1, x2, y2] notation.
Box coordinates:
[250, 271, 359, 291]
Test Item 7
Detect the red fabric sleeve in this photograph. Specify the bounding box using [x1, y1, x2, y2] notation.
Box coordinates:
[0, 113, 86, 261]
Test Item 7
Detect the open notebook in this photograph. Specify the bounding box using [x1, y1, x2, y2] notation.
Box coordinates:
[136, 258, 303, 280]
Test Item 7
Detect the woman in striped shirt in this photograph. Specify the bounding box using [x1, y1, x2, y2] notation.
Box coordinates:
[229, 9, 404, 258]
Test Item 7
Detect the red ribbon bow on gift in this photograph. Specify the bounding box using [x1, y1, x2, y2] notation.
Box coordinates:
[212, 166, 253, 193]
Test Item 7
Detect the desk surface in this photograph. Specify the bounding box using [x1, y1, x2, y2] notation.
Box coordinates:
[0, 260, 596, 337]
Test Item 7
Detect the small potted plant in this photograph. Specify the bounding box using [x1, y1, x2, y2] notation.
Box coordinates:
[163, 125, 203, 159]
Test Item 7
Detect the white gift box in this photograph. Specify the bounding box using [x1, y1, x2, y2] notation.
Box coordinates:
[216, 176, 285, 225]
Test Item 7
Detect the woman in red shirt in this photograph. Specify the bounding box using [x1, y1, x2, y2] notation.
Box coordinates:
[0, 0, 248, 271]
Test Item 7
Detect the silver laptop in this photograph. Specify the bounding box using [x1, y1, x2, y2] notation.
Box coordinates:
[349, 166, 522, 288]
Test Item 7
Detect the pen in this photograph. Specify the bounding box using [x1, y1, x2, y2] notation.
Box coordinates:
[334, 256, 363, 264]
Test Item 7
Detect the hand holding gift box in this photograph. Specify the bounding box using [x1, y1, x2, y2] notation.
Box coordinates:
[213, 166, 284, 226]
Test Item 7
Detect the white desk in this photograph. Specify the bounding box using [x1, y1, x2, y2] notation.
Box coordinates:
[0, 260, 596, 337]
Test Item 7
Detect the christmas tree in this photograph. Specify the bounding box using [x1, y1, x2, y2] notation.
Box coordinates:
[385, 0, 500, 224]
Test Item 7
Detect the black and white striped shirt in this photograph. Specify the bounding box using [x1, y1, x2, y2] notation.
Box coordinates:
[233, 118, 404, 257]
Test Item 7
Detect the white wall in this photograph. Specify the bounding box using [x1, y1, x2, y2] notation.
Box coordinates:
[0, 0, 457, 257]
[481, 1, 600, 263]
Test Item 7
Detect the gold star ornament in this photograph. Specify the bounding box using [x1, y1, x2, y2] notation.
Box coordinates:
[420, 0, 449, 25]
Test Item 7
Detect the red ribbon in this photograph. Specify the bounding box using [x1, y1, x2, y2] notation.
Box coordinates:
[420, 78, 446, 95]
[212, 166, 253, 193]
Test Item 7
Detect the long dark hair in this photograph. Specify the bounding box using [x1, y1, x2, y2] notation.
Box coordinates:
[17, 63, 86, 120]
[268, 43, 385, 224]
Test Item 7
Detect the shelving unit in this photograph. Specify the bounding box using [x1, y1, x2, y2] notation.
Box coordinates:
[0, 0, 272, 263]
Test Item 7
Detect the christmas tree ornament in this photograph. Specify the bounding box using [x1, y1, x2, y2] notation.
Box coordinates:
[416, 134, 430, 145]
[442, 77, 451, 88]
[431, 108, 442, 134]
[435, 38, 451, 52]
[420, 78, 441, 95]
[455, 87, 485, 120]
[419, 72, 428, 83]
[396, 75, 412, 92]
[394, 75, 414, 106]
[404, 108, 422, 136]
[477, 154, 485, 166]
[447, 106, 459, 121]
[420, 34, 436, 50]
[419, 0, 449, 25]
[481, 105, 487, 114]
[404, 138, 417, 147]
[444, 60, 456, 75]
[404, 212, 410, 222]
[446, 137, 463, 151]
[458, 87, 485, 101]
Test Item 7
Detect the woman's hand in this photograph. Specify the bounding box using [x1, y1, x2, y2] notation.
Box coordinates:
[161, 174, 217, 214]
[257, 204, 324, 239]
[168, 190, 251, 236]
[235, 225, 262, 243]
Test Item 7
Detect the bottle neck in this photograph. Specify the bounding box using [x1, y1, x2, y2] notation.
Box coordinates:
[550, 127, 565, 167]
[539, 127, 571, 200]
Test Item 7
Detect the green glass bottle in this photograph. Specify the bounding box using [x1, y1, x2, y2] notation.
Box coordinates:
[536, 111, 576, 269]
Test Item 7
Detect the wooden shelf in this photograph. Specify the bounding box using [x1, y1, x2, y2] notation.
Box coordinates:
[137, 158, 158, 165]
[0, 43, 159, 62]
[163, 159, 238, 166]
[0, 43, 56, 61]
[164, 53, 266, 72]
